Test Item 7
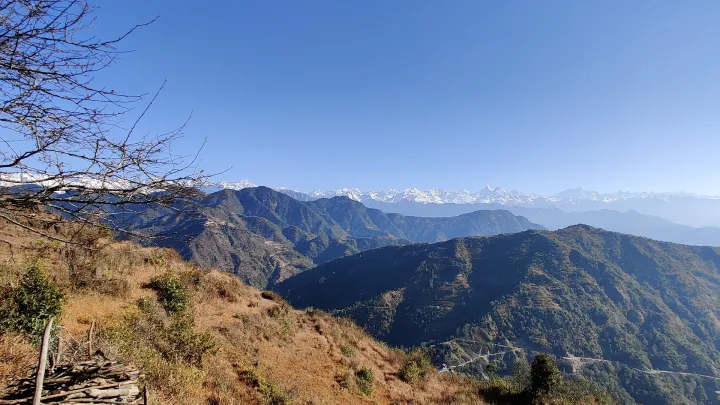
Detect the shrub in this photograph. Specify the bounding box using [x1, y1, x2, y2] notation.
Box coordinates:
[63, 246, 96, 288]
[165, 314, 218, 366]
[238, 368, 294, 405]
[355, 367, 374, 395]
[340, 344, 355, 357]
[0, 264, 64, 341]
[104, 298, 216, 367]
[305, 307, 324, 317]
[399, 350, 432, 384]
[147, 274, 190, 314]
[334, 371, 351, 390]
[144, 254, 165, 266]
[92, 278, 131, 298]
[530, 353, 561, 395]
[478, 378, 517, 403]
[267, 303, 290, 318]
[260, 290, 282, 302]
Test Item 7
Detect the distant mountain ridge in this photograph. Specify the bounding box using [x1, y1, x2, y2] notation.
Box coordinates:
[127, 187, 543, 288]
[275, 225, 720, 405]
[212, 180, 718, 206]
[211, 180, 720, 228]
[362, 200, 720, 247]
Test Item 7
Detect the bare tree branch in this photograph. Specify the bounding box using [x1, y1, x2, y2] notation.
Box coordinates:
[0, 0, 211, 245]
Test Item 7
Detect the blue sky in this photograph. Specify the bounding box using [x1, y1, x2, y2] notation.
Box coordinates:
[93, 1, 720, 195]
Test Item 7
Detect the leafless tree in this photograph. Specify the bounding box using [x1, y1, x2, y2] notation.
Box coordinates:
[0, 0, 210, 244]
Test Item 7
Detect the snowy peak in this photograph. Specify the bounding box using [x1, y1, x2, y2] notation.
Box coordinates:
[217, 180, 257, 190]
[209, 181, 718, 206]
[553, 187, 601, 201]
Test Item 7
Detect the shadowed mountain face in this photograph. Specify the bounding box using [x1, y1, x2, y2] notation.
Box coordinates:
[275, 226, 720, 405]
[129, 187, 543, 288]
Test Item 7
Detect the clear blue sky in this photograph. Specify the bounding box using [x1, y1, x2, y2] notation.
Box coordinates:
[93, 0, 720, 195]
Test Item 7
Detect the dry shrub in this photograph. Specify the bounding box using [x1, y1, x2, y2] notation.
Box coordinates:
[0, 259, 27, 289]
[91, 278, 131, 298]
[387, 347, 407, 368]
[204, 357, 251, 405]
[54, 240, 154, 297]
[237, 367, 295, 405]
[100, 300, 217, 404]
[0, 333, 35, 393]
[193, 270, 245, 303]
[260, 290, 284, 302]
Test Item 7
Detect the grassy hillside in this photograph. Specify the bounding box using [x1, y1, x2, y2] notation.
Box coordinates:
[276, 225, 720, 404]
[0, 218, 497, 405]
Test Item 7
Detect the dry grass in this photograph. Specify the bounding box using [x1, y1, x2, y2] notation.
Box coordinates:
[0, 333, 36, 394]
[0, 216, 489, 405]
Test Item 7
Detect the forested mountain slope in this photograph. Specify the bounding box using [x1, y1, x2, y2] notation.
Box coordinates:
[128, 187, 542, 288]
[276, 226, 720, 404]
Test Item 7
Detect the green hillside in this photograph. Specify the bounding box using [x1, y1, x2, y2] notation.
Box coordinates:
[276, 225, 720, 404]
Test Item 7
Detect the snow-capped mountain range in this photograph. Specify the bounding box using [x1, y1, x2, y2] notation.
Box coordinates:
[213, 180, 717, 206]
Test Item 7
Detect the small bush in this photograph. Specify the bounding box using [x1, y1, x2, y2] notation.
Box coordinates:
[399, 350, 432, 384]
[340, 344, 355, 357]
[239, 368, 294, 405]
[267, 303, 290, 318]
[0, 264, 64, 341]
[260, 290, 282, 302]
[234, 313, 251, 325]
[165, 314, 218, 366]
[92, 278, 131, 298]
[400, 360, 422, 383]
[147, 274, 190, 314]
[335, 371, 351, 390]
[355, 367, 374, 395]
[144, 254, 165, 266]
[63, 246, 96, 288]
[104, 298, 217, 367]
[304, 307, 325, 317]
[478, 378, 518, 403]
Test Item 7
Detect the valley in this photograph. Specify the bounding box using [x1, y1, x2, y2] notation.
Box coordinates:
[2, 2, 718, 404]
[125, 186, 543, 288]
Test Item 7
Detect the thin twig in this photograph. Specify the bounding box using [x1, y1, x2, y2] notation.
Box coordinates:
[87, 320, 95, 358]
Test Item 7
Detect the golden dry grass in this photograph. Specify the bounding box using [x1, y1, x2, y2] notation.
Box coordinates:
[0, 333, 35, 394]
[0, 217, 488, 405]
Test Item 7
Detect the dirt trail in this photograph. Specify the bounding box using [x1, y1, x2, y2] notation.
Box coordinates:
[562, 354, 720, 381]
[434, 339, 525, 373]
[435, 338, 720, 382]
